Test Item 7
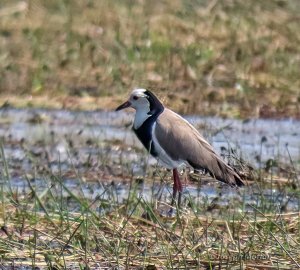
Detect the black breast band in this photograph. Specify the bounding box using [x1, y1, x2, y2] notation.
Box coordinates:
[132, 90, 164, 157]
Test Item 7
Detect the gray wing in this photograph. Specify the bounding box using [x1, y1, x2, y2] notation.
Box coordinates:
[155, 109, 244, 187]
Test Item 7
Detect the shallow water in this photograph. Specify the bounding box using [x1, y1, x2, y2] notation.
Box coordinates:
[0, 108, 299, 212]
[6, 174, 300, 213]
[0, 108, 299, 164]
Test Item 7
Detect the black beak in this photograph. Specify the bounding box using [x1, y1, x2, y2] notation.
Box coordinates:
[115, 100, 131, 111]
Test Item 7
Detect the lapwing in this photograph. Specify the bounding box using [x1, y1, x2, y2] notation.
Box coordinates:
[116, 89, 244, 207]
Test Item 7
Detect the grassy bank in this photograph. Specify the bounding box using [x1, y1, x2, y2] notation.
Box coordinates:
[0, 113, 299, 269]
[0, 1, 300, 269]
[0, 0, 300, 118]
[0, 163, 299, 269]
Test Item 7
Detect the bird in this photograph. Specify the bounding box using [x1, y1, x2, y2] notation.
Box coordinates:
[116, 89, 244, 207]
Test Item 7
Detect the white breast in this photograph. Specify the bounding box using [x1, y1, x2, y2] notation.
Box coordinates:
[133, 107, 151, 129]
[151, 122, 186, 169]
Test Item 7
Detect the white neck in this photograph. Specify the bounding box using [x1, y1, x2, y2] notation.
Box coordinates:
[133, 107, 151, 129]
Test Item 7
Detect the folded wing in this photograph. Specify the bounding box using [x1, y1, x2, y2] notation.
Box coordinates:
[155, 109, 244, 187]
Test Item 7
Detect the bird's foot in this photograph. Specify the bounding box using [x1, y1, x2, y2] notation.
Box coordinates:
[167, 206, 177, 217]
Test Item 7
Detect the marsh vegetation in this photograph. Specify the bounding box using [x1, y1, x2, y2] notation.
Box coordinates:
[0, 0, 299, 269]
[0, 108, 299, 269]
[0, 0, 300, 117]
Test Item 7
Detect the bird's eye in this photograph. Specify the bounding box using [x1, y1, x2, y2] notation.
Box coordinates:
[133, 96, 139, 100]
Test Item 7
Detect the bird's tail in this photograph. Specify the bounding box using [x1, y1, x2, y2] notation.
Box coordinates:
[208, 155, 245, 187]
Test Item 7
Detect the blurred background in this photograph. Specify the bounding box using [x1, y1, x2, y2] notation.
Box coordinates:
[0, 0, 299, 118]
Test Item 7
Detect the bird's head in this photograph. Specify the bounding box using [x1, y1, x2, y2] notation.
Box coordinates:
[115, 88, 164, 114]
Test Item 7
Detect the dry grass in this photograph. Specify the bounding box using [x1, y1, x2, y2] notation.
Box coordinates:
[0, 132, 299, 269]
[0, 0, 299, 117]
[0, 1, 300, 268]
[0, 197, 299, 269]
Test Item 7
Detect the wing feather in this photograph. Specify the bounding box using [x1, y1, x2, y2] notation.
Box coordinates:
[155, 109, 244, 187]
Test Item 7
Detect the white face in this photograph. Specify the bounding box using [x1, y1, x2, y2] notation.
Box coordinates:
[115, 88, 158, 129]
[128, 89, 150, 111]
[115, 88, 151, 129]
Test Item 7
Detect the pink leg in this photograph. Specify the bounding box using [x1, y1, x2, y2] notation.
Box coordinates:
[172, 168, 182, 207]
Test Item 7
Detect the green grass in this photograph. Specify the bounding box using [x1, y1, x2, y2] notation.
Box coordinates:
[0, 1, 300, 268]
[0, 140, 300, 269]
[0, 0, 299, 117]
[1, 176, 299, 269]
